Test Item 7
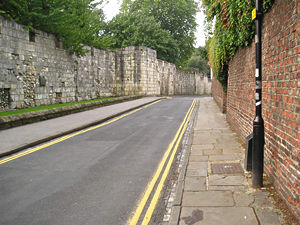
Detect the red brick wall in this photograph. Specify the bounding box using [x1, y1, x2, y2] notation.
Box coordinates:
[226, 43, 256, 141]
[225, 0, 300, 220]
[212, 76, 227, 113]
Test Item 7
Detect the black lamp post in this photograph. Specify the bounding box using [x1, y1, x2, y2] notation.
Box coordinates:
[252, 0, 265, 188]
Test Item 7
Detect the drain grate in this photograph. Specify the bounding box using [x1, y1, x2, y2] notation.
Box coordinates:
[211, 163, 244, 174]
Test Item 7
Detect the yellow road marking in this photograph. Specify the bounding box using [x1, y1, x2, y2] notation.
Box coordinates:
[127, 99, 196, 225]
[141, 100, 196, 225]
[0, 100, 161, 165]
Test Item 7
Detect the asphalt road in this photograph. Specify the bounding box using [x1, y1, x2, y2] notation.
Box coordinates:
[0, 97, 195, 225]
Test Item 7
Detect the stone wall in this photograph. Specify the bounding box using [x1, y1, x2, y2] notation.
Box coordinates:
[0, 16, 211, 111]
[216, 0, 299, 220]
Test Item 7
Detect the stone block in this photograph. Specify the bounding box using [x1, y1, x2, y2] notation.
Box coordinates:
[209, 154, 240, 161]
[208, 185, 248, 191]
[193, 133, 217, 145]
[222, 147, 243, 154]
[254, 208, 282, 225]
[187, 162, 207, 170]
[250, 191, 274, 208]
[191, 144, 214, 152]
[186, 169, 207, 177]
[184, 177, 206, 191]
[233, 192, 255, 206]
[189, 155, 208, 162]
[214, 142, 241, 149]
[209, 175, 246, 186]
[179, 207, 258, 225]
[203, 149, 222, 155]
[182, 191, 234, 207]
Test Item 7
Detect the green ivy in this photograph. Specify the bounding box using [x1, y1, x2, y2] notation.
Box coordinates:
[202, 0, 274, 90]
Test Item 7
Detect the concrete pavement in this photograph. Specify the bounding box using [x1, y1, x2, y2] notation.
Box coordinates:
[167, 97, 284, 225]
[0, 97, 161, 157]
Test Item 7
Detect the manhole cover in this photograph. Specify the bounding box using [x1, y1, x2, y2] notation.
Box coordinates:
[211, 163, 244, 174]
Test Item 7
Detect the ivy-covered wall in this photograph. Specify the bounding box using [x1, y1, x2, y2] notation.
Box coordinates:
[203, 0, 275, 89]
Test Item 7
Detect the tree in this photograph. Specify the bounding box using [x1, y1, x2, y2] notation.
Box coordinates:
[186, 46, 210, 75]
[0, 0, 106, 56]
[104, 12, 179, 63]
[118, 0, 198, 67]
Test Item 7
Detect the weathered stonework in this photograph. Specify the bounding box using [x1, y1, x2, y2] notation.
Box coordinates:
[0, 88, 10, 109]
[0, 16, 211, 111]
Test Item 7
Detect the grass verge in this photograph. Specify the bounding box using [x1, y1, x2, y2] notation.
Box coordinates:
[0, 97, 115, 117]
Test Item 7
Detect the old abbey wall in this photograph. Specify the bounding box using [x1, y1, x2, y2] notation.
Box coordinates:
[0, 16, 211, 111]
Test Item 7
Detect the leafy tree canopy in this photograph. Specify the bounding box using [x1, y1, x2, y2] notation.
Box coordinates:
[0, 0, 106, 56]
[112, 0, 199, 67]
[103, 11, 179, 63]
[186, 46, 210, 75]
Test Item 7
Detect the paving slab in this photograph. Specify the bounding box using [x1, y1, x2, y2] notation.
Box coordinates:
[255, 208, 282, 225]
[179, 207, 258, 225]
[194, 114, 228, 130]
[186, 169, 207, 177]
[203, 149, 222, 155]
[209, 154, 241, 161]
[184, 177, 206, 191]
[190, 144, 213, 154]
[222, 147, 243, 154]
[191, 144, 214, 150]
[192, 130, 212, 134]
[208, 185, 248, 191]
[216, 135, 239, 143]
[187, 162, 207, 170]
[189, 155, 208, 162]
[182, 191, 234, 207]
[192, 133, 217, 145]
[209, 175, 246, 186]
[214, 142, 242, 148]
[233, 192, 255, 206]
[190, 148, 204, 156]
[250, 191, 275, 208]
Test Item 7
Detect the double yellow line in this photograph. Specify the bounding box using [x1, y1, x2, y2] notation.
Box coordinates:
[0, 100, 161, 165]
[127, 99, 197, 225]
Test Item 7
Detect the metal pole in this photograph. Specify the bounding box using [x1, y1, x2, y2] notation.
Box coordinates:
[252, 0, 265, 188]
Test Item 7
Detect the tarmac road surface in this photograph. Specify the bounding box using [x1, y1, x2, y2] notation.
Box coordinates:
[0, 97, 195, 225]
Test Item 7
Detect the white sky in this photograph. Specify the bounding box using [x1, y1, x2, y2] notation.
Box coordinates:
[102, 0, 206, 47]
